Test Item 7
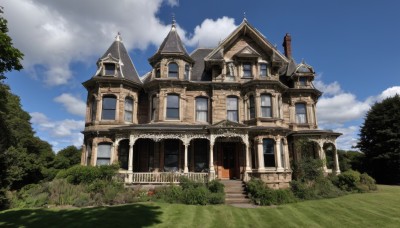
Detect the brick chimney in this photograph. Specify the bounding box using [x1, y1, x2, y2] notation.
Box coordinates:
[282, 33, 292, 59]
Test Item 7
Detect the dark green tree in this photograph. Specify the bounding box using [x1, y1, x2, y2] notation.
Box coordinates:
[54, 145, 82, 169]
[357, 95, 400, 184]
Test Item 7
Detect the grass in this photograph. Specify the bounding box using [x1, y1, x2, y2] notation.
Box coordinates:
[1, 185, 399, 228]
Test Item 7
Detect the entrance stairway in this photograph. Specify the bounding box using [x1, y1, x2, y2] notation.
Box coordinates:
[220, 180, 252, 205]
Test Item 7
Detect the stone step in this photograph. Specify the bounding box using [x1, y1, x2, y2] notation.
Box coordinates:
[225, 198, 252, 204]
[226, 193, 249, 198]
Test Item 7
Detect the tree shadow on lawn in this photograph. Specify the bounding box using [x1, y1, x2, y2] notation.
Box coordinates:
[0, 203, 162, 228]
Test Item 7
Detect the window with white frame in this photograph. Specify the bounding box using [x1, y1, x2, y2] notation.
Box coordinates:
[295, 103, 307, 124]
[260, 63, 268, 77]
[263, 139, 275, 167]
[227, 96, 238, 122]
[168, 62, 178, 78]
[248, 95, 255, 119]
[97, 143, 111, 166]
[124, 97, 133, 122]
[166, 94, 179, 119]
[196, 97, 208, 122]
[101, 95, 116, 120]
[261, 94, 272, 117]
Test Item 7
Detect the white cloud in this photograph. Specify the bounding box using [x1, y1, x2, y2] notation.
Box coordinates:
[317, 93, 370, 126]
[54, 93, 86, 117]
[366, 86, 400, 104]
[332, 126, 359, 150]
[30, 112, 84, 152]
[166, 0, 179, 7]
[314, 79, 343, 96]
[186, 17, 238, 48]
[3, 1, 237, 86]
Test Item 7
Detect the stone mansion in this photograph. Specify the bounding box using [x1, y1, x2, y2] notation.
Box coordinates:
[80, 18, 341, 188]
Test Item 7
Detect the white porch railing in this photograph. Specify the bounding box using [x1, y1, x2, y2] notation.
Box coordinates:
[128, 172, 209, 184]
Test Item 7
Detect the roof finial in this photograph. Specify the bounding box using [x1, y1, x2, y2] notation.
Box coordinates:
[115, 32, 122, 42]
[243, 12, 247, 22]
[172, 13, 176, 28]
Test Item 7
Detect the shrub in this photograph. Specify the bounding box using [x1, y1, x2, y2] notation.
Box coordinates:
[359, 173, 377, 192]
[9, 184, 49, 208]
[179, 176, 203, 190]
[208, 192, 225, 204]
[56, 164, 119, 184]
[207, 180, 224, 193]
[247, 178, 296, 205]
[336, 170, 361, 192]
[47, 178, 88, 206]
[181, 186, 210, 205]
[153, 185, 182, 203]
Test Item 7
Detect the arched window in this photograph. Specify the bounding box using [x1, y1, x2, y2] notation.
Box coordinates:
[260, 63, 268, 77]
[196, 97, 208, 122]
[91, 97, 97, 122]
[102, 95, 116, 120]
[295, 103, 307, 124]
[124, 97, 133, 122]
[227, 96, 238, 122]
[184, 64, 190, 80]
[151, 95, 157, 121]
[168, 62, 178, 78]
[97, 143, 111, 166]
[261, 94, 272, 117]
[263, 139, 275, 167]
[248, 95, 255, 119]
[166, 94, 179, 119]
[155, 68, 160, 78]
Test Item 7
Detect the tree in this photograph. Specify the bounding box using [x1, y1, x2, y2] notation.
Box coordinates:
[54, 146, 82, 169]
[357, 95, 400, 184]
[0, 6, 23, 80]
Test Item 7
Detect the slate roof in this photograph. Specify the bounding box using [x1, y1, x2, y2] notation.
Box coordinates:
[149, 22, 193, 64]
[99, 34, 142, 84]
[190, 48, 213, 81]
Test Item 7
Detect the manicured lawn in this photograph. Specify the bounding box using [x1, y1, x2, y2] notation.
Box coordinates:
[1, 185, 399, 227]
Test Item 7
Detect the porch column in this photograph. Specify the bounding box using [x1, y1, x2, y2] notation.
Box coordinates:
[209, 137, 215, 179]
[334, 146, 341, 174]
[275, 137, 284, 172]
[318, 142, 328, 172]
[128, 141, 134, 172]
[184, 141, 189, 174]
[245, 142, 251, 172]
[257, 138, 265, 172]
[92, 142, 98, 166]
[283, 139, 290, 170]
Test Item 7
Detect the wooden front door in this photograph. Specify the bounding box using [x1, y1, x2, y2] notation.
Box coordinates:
[220, 143, 237, 179]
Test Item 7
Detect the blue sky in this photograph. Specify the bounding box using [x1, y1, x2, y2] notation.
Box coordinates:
[3, 0, 400, 152]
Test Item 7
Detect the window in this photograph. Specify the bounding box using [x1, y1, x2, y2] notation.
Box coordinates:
[104, 63, 116, 76]
[260, 63, 268, 77]
[184, 64, 190, 80]
[97, 143, 111, 166]
[151, 95, 157, 121]
[196, 97, 208, 122]
[124, 97, 133, 122]
[263, 139, 275, 167]
[227, 96, 238, 122]
[86, 143, 92, 166]
[248, 95, 255, 119]
[101, 96, 116, 120]
[243, 63, 252, 77]
[299, 77, 307, 87]
[295, 103, 307, 124]
[164, 140, 179, 172]
[168, 62, 178, 78]
[91, 97, 97, 122]
[155, 68, 160, 78]
[261, 94, 272, 117]
[280, 140, 285, 168]
[166, 94, 179, 119]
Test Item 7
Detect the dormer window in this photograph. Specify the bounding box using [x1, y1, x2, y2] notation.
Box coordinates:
[168, 62, 178, 78]
[260, 63, 268, 77]
[155, 68, 161, 78]
[299, 77, 307, 87]
[104, 63, 116, 76]
[243, 63, 252, 78]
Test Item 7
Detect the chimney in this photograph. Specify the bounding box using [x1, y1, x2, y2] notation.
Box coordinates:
[282, 33, 292, 59]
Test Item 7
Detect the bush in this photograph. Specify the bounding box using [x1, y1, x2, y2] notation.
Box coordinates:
[9, 184, 49, 208]
[181, 186, 210, 205]
[56, 164, 119, 184]
[153, 185, 182, 203]
[179, 176, 203, 190]
[207, 180, 224, 193]
[359, 173, 377, 192]
[336, 170, 361, 192]
[247, 178, 296, 205]
[208, 192, 225, 204]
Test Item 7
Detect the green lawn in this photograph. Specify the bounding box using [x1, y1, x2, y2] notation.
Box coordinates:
[1, 185, 399, 228]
